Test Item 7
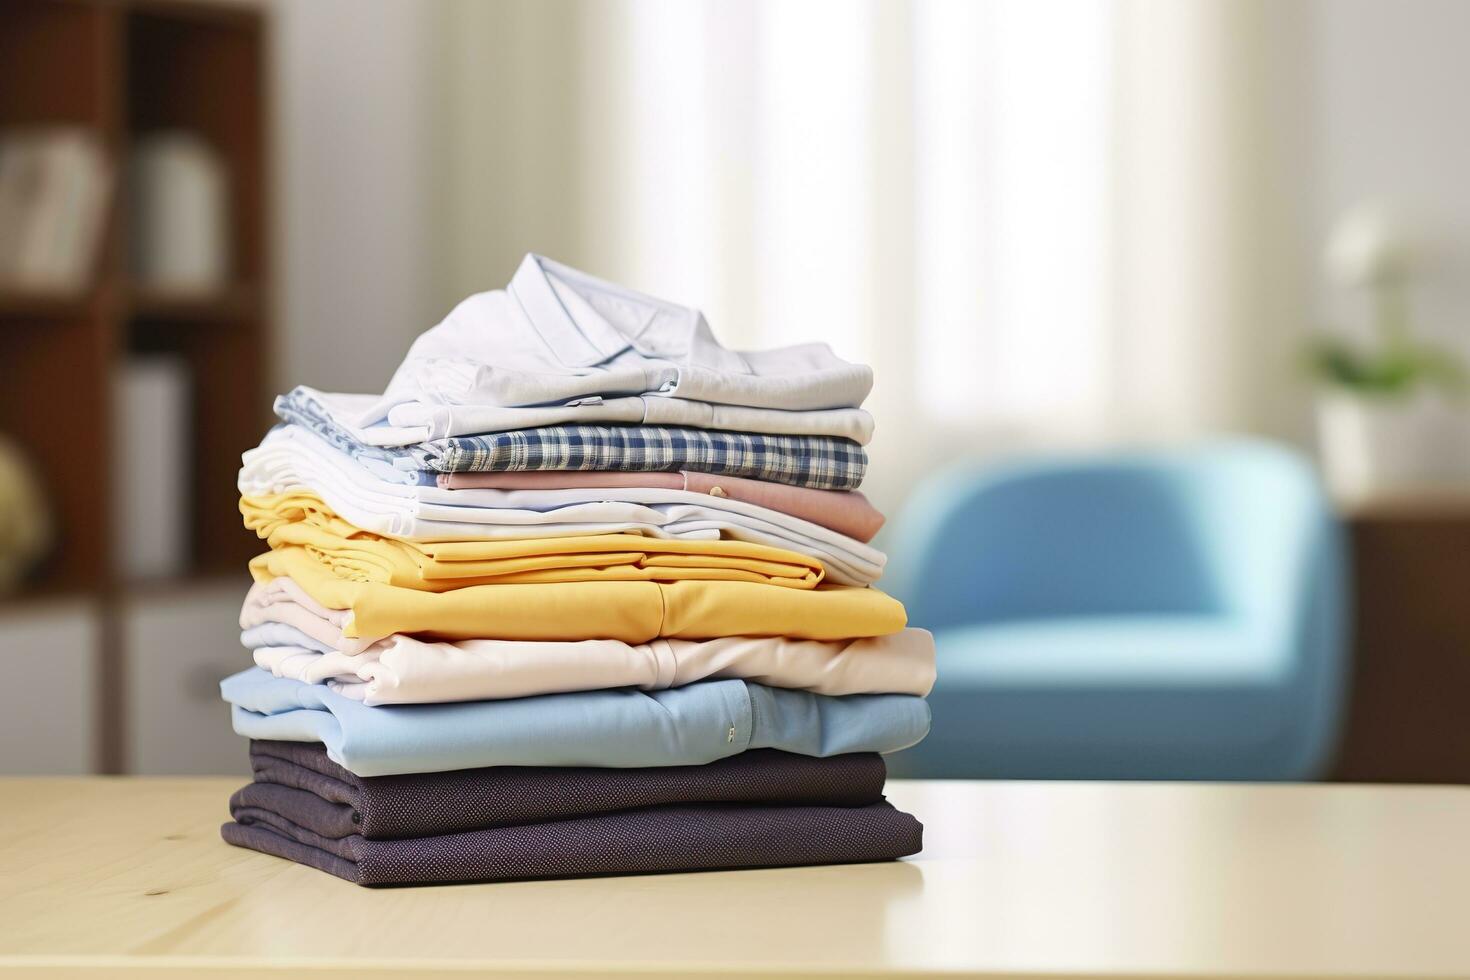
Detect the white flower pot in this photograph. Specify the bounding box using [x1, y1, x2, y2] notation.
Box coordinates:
[1316, 392, 1470, 501]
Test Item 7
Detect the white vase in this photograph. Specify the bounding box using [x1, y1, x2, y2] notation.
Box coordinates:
[1316, 391, 1470, 501]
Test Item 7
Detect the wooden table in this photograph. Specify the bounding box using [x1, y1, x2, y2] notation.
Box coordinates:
[3, 778, 1469, 978]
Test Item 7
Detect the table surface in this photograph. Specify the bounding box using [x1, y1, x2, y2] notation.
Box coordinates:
[2, 778, 1469, 978]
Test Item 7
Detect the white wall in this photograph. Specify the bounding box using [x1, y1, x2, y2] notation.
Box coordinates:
[271, 0, 444, 393]
[435, 0, 589, 300]
[1312, 0, 1470, 356]
[430, 0, 1325, 519]
[254, 0, 1470, 456]
[272, 0, 1470, 426]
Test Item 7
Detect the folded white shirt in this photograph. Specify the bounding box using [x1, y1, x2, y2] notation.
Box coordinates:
[241, 425, 886, 586]
[351, 254, 874, 433]
[247, 629, 936, 705]
[305, 388, 875, 447]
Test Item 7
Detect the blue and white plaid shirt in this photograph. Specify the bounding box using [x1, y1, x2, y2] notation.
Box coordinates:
[275, 389, 867, 491]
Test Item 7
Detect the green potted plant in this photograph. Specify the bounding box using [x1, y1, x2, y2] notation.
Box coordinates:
[1311, 202, 1469, 500]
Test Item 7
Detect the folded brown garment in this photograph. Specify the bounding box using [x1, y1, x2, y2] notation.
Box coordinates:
[247, 740, 890, 839]
[222, 796, 922, 887]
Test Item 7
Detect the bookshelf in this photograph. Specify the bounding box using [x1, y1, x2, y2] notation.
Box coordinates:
[0, 0, 269, 772]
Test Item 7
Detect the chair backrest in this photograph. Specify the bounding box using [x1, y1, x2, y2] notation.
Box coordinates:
[889, 441, 1330, 633]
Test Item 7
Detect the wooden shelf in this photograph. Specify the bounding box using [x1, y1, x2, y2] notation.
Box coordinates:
[0, 0, 269, 773]
[119, 568, 253, 599]
[2, 566, 253, 612]
[0, 292, 95, 319]
[0, 581, 100, 615]
[0, 285, 260, 321]
[124, 283, 260, 321]
[1335, 488, 1470, 521]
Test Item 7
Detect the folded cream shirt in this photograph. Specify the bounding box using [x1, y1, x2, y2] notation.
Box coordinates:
[246, 553, 907, 645]
[249, 628, 936, 704]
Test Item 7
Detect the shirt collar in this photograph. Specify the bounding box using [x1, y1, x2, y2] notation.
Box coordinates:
[507, 253, 623, 367]
[509, 254, 736, 370]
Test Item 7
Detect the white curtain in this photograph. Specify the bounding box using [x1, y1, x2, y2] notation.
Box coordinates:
[438, 0, 1312, 515]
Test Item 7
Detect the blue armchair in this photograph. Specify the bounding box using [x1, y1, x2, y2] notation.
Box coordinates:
[886, 441, 1349, 780]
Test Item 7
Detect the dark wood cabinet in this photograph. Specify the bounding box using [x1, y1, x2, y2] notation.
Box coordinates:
[1330, 499, 1470, 784]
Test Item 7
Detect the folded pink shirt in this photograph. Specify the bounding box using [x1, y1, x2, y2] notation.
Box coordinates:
[437, 470, 885, 543]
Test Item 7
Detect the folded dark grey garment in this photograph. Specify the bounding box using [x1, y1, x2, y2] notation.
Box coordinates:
[248, 740, 890, 839]
[222, 797, 923, 887]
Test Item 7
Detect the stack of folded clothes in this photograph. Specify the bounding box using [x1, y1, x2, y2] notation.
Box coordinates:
[220, 254, 935, 887]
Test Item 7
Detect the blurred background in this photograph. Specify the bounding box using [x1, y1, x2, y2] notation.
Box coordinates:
[1, 0, 1467, 781]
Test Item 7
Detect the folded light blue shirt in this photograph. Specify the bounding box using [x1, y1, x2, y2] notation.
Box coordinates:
[221, 668, 931, 777]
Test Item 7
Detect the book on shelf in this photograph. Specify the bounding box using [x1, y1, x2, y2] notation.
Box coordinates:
[0, 128, 112, 297]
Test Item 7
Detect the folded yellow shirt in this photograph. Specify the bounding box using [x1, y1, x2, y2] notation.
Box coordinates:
[241, 492, 825, 590]
[251, 546, 906, 644]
